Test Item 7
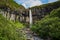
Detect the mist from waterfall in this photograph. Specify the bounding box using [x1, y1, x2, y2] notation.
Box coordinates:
[29, 9, 32, 27]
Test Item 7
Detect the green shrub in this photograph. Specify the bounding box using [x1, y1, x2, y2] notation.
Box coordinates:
[31, 8, 60, 40]
[0, 14, 26, 40]
[50, 8, 60, 18]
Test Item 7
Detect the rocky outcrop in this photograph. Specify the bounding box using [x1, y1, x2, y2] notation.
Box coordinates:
[0, 6, 29, 23]
[0, 1, 60, 23]
[30, 1, 60, 22]
[0, 0, 25, 22]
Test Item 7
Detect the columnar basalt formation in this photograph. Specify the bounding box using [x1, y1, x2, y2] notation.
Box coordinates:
[0, 7, 22, 22]
[0, 6, 30, 23]
[30, 1, 60, 22]
[0, 1, 60, 23]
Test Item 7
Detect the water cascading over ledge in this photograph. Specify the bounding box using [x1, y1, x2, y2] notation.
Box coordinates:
[29, 9, 33, 28]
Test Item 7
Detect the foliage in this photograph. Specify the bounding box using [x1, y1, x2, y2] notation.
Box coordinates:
[0, 14, 26, 40]
[50, 8, 60, 18]
[0, 0, 25, 10]
[9, 21, 25, 29]
[31, 8, 60, 40]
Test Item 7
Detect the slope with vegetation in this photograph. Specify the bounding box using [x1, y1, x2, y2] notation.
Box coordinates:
[0, 0, 25, 10]
[0, 14, 26, 40]
[31, 7, 60, 40]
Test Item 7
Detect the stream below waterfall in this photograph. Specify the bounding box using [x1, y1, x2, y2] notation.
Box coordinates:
[22, 27, 43, 40]
[25, 9, 43, 40]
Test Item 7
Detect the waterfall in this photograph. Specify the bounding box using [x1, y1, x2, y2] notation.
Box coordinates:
[29, 9, 32, 27]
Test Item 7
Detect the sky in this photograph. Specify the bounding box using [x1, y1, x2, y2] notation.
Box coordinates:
[14, 0, 58, 8]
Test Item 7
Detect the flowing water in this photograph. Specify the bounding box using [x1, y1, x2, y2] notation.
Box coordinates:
[29, 9, 33, 28]
[22, 9, 43, 40]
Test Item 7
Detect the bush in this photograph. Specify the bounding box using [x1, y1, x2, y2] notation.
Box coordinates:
[0, 14, 26, 40]
[31, 8, 60, 40]
[50, 8, 60, 18]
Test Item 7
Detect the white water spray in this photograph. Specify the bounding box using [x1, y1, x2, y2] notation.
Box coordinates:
[29, 9, 32, 28]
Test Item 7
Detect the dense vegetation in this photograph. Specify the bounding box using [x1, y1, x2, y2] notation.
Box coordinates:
[31, 7, 60, 40]
[0, 0, 25, 10]
[0, 14, 26, 40]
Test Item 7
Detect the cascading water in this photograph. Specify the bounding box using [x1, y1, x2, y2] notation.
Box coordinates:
[29, 9, 43, 40]
[29, 9, 33, 28]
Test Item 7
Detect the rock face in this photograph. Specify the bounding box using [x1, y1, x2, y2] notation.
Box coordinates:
[19, 1, 60, 23]
[29, 1, 60, 22]
[0, 1, 60, 23]
[0, 0, 25, 22]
